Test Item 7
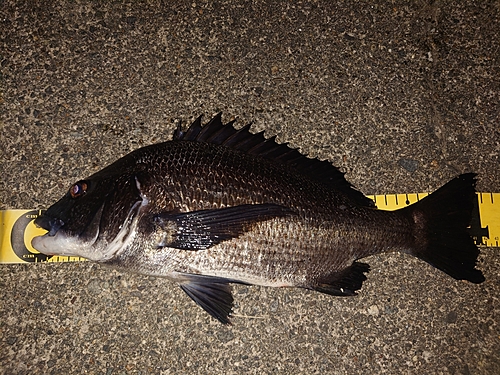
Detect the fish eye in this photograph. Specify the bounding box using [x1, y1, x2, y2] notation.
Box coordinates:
[69, 181, 88, 198]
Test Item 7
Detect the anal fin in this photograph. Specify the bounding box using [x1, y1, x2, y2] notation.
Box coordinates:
[312, 262, 370, 296]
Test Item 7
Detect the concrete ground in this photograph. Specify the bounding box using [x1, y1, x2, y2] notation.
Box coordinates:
[1, 1, 499, 374]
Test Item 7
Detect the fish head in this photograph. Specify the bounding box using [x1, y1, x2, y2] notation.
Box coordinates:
[32, 169, 148, 261]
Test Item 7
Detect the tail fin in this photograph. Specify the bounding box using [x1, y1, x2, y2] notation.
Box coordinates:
[404, 173, 485, 283]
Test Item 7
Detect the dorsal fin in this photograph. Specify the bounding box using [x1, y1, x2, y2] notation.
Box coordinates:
[173, 114, 374, 207]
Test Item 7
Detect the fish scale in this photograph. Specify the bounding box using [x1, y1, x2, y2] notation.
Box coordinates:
[31, 113, 484, 324]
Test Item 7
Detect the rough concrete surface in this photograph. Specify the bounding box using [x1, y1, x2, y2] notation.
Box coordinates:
[1, 1, 499, 374]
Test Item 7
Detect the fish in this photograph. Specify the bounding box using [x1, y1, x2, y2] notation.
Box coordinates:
[32, 113, 485, 324]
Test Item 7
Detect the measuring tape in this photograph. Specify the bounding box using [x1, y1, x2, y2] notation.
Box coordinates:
[0, 209, 86, 263]
[1, 192, 498, 264]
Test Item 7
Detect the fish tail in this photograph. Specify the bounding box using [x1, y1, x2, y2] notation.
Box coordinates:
[404, 173, 485, 283]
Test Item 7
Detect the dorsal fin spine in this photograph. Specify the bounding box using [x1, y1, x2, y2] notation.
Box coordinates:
[182, 115, 203, 141]
[172, 114, 375, 207]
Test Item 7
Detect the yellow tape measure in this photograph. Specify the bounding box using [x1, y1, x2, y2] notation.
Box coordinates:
[1, 193, 499, 264]
[0, 209, 86, 263]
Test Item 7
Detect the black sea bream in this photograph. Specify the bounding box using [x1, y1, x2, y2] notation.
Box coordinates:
[32, 114, 484, 323]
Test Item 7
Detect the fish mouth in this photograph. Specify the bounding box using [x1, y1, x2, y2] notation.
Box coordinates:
[33, 215, 65, 236]
[32, 203, 106, 259]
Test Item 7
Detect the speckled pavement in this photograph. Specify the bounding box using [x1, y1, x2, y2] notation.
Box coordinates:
[1, 1, 499, 374]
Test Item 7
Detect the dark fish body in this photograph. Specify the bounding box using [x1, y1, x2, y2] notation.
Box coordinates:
[33, 114, 484, 323]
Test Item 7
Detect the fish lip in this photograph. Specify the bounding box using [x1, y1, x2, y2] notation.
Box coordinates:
[32, 229, 91, 258]
[34, 215, 65, 237]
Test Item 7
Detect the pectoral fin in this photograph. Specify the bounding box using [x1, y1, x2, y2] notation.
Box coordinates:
[178, 274, 241, 324]
[152, 203, 294, 250]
